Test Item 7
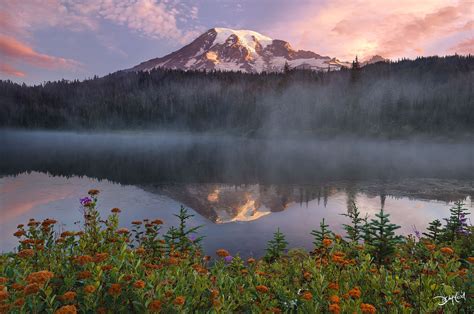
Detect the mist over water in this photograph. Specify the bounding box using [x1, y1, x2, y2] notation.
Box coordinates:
[1, 129, 473, 255]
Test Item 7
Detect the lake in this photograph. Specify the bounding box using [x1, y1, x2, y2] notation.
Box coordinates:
[1, 130, 473, 256]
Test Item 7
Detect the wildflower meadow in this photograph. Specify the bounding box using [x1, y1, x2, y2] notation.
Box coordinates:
[0, 189, 472, 313]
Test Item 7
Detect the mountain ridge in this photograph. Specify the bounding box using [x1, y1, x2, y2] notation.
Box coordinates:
[130, 28, 357, 73]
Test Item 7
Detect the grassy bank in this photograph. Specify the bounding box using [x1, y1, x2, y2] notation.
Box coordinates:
[0, 190, 472, 313]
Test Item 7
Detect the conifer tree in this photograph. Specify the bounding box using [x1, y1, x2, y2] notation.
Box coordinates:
[365, 208, 402, 264]
[422, 219, 443, 242]
[341, 201, 365, 242]
[443, 201, 470, 241]
[265, 228, 288, 262]
[311, 218, 332, 247]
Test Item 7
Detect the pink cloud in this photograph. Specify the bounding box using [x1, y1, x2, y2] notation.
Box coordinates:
[0, 63, 25, 77]
[0, 35, 80, 70]
[268, 0, 473, 60]
[449, 38, 474, 54]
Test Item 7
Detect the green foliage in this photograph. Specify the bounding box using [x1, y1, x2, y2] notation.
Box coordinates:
[422, 219, 443, 242]
[365, 207, 402, 264]
[310, 218, 332, 247]
[164, 205, 203, 254]
[443, 201, 470, 242]
[0, 191, 472, 313]
[264, 228, 288, 262]
[341, 201, 365, 242]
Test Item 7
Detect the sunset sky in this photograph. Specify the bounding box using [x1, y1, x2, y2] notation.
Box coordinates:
[1, 0, 472, 84]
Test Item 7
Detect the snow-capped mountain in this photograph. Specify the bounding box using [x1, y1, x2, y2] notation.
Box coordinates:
[130, 28, 351, 73]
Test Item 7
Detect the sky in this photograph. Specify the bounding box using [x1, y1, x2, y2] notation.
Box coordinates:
[0, 0, 472, 84]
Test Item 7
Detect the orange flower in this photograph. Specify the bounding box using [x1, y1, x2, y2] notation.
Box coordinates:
[151, 219, 163, 225]
[210, 289, 219, 299]
[0, 277, 7, 285]
[148, 300, 162, 312]
[26, 270, 54, 285]
[255, 285, 269, 293]
[369, 268, 378, 273]
[0, 304, 10, 313]
[348, 287, 361, 299]
[360, 303, 376, 313]
[328, 303, 341, 314]
[0, 290, 9, 301]
[425, 244, 436, 251]
[18, 249, 35, 258]
[303, 272, 312, 281]
[241, 269, 249, 275]
[13, 230, 26, 237]
[301, 291, 313, 301]
[328, 282, 339, 290]
[322, 238, 333, 247]
[247, 257, 256, 264]
[108, 284, 122, 296]
[467, 257, 474, 263]
[84, 285, 96, 294]
[135, 247, 146, 254]
[23, 283, 40, 295]
[386, 301, 394, 306]
[11, 283, 24, 291]
[62, 291, 77, 302]
[14, 298, 25, 307]
[77, 271, 92, 280]
[74, 255, 93, 265]
[173, 296, 185, 306]
[88, 189, 100, 195]
[393, 289, 400, 295]
[216, 249, 230, 257]
[101, 265, 113, 272]
[168, 257, 179, 265]
[440, 247, 454, 255]
[93, 253, 109, 263]
[132, 220, 142, 225]
[111, 207, 121, 213]
[133, 280, 146, 289]
[329, 295, 340, 304]
[55, 305, 77, 314]
[116, 228, 129, 235]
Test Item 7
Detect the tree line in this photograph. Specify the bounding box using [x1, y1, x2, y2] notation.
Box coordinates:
[0, 55, 472, 137]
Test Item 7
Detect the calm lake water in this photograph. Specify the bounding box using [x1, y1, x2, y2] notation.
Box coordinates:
[1, 130, 473, 256]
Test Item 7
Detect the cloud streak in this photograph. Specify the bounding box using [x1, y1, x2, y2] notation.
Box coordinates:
[0, 63, 25, 77]
[0, 35, 80, 70]
[268, 0, 473, 60]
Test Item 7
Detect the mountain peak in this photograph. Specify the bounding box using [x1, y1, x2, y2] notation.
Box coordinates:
[130, 28, 350, 73]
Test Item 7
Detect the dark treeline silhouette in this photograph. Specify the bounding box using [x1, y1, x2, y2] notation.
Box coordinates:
[0, 55, 472, 137]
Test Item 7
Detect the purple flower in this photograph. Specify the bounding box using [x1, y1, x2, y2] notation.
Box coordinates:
[80, 197, 92, 206]
[188, 235, 196, 242]
[224, 255, 233, 263]
[412, 225, 420, 240]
